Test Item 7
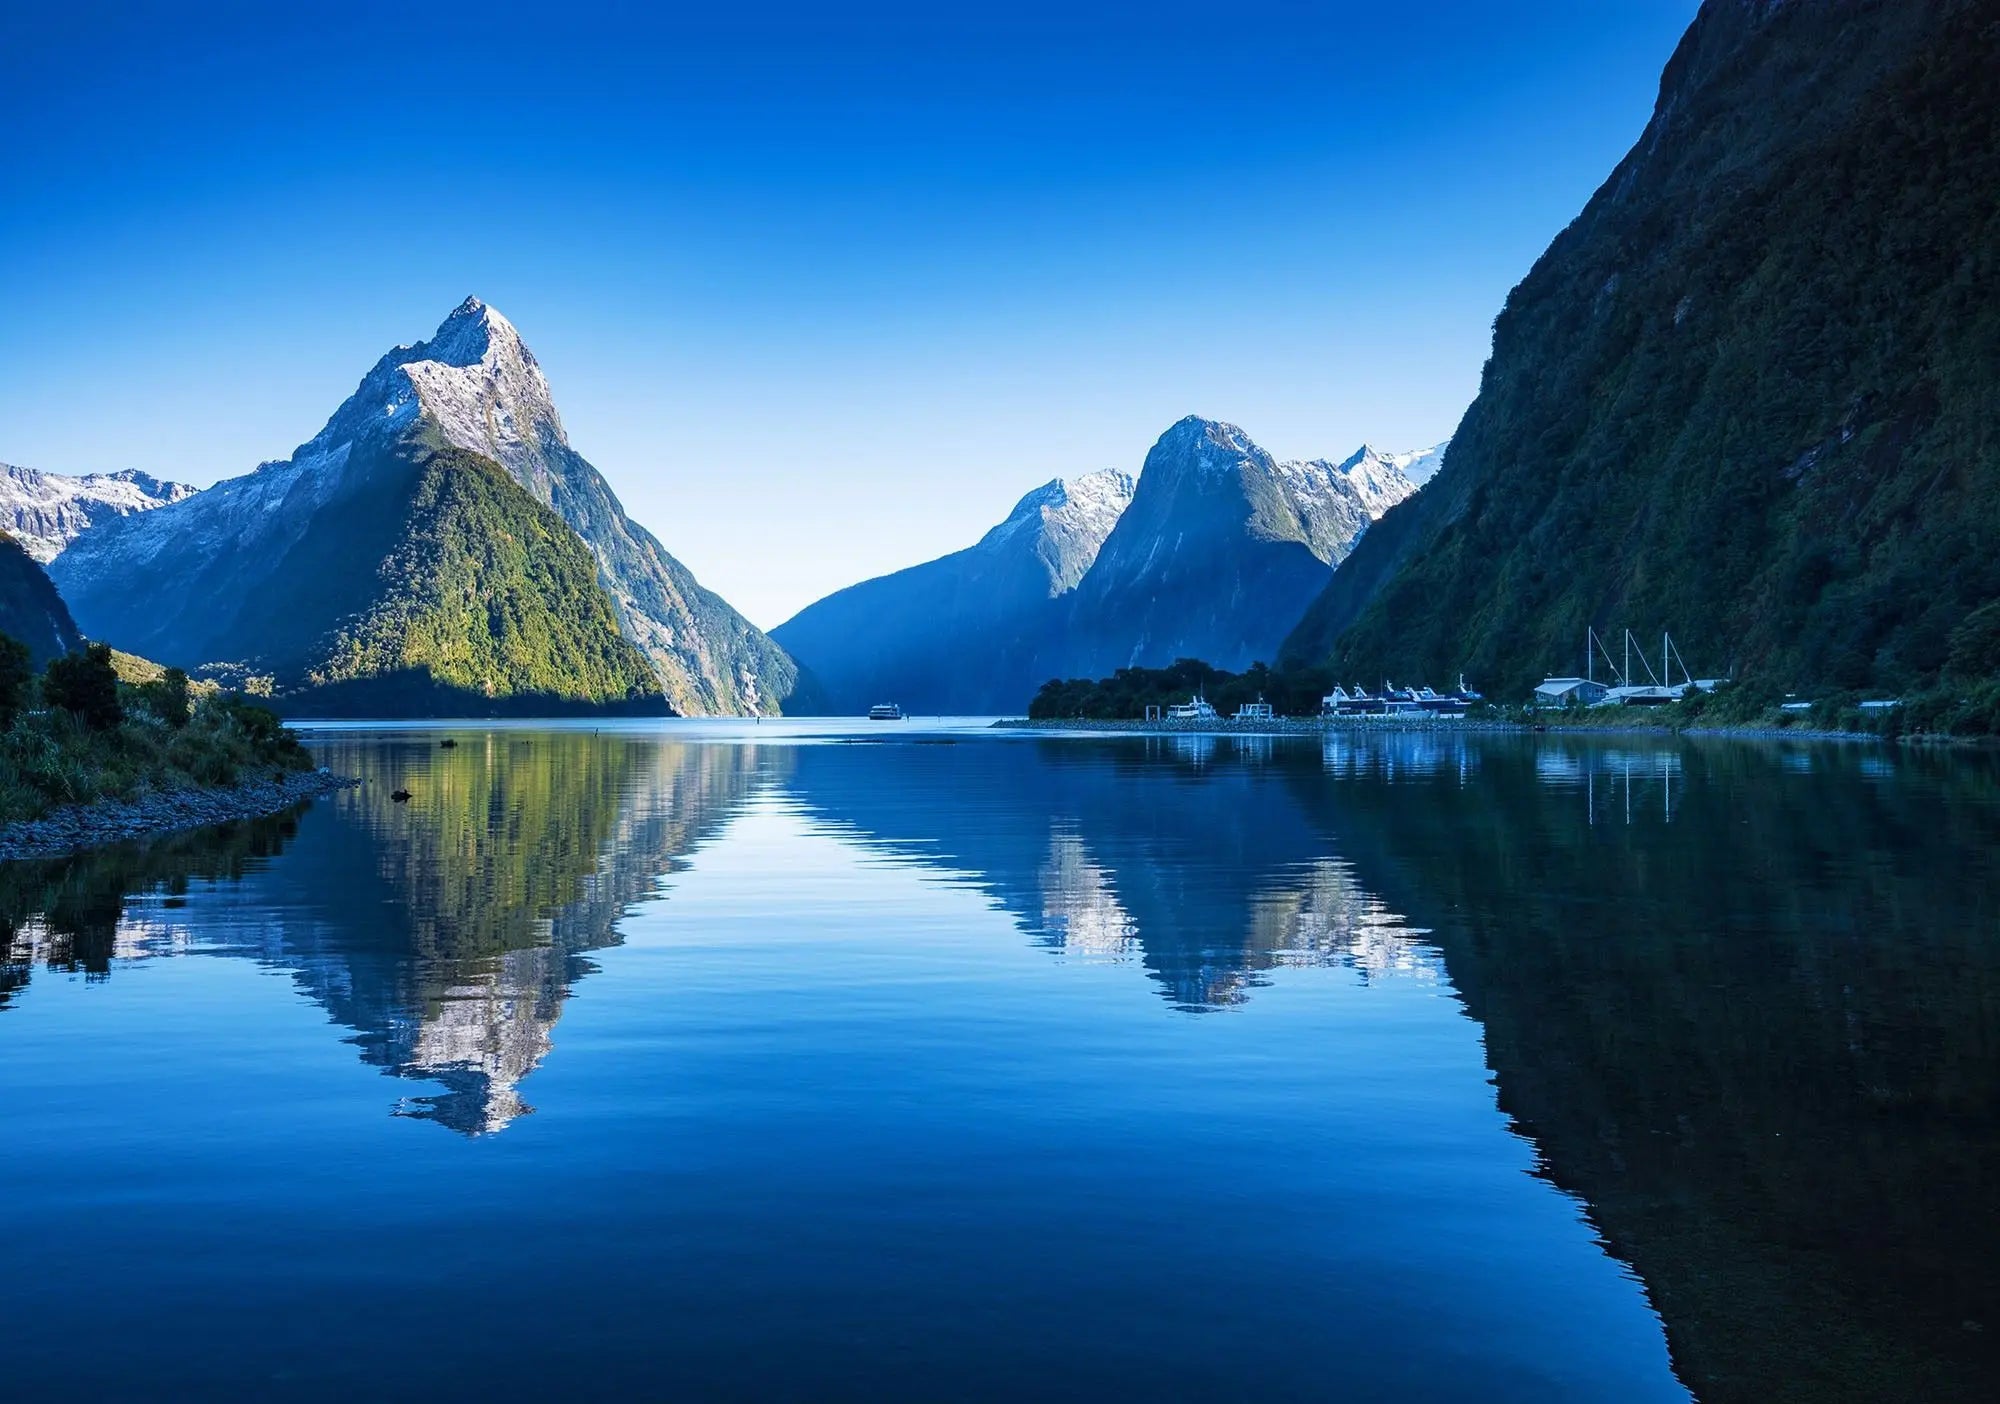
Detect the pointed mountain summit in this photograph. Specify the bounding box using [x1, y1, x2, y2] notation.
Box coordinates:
[773, 468, 1137, 713]
[52, 300, 813, 715]
[1046, 416, 1414, 678]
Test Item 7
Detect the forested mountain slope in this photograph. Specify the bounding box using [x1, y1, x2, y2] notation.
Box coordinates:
[1283, 0, 2000, 699]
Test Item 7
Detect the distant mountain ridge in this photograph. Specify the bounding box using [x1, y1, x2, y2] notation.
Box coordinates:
[777, 416, 1426, 713]
[0, 464, 196, 563]
[51, 299, 814, 714]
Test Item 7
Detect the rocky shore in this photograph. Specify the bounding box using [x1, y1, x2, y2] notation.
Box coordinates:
[0, 767, 358, 861]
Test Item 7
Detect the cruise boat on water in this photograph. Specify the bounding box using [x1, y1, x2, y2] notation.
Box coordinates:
[1322, 679, 1479, 717]
[867, 703, 904, 720]
[1165, 695, 1220, 722]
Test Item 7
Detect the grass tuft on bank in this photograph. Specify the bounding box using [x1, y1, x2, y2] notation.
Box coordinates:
[0, 637, 312, 824]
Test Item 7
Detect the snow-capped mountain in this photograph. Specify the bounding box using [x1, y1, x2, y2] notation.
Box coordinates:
[1043, 417, 1418, 678]
[1371, 440, 1449, 489]
[0, 464, 196, 563]
[774, 468, 1137, 713]
[777, 417, 1427, 712]
[971, 468, 1139, 593]
[51, 298, 812, 715]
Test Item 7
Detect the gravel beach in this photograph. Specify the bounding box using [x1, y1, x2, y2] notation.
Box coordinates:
[0, 767, 358, 861]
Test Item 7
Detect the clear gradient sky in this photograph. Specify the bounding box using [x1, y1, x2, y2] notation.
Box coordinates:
[1, 1, 1699, 628]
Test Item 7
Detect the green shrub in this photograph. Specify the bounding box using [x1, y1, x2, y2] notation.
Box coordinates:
[43, 643, 124, 730]
[136, 667, 191, 728]
[0, 682, 314, 823]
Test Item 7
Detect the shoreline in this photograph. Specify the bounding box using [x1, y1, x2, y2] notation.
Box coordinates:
[997, 716, 1915, 744]
[1000, 716, 1513, 735]
[0, 768, 359, 862]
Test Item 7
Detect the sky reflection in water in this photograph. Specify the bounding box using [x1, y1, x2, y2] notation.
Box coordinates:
[2, 723, 1994, 1402]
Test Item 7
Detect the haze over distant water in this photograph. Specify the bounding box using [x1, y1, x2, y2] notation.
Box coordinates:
[0, 1, 1700, 626]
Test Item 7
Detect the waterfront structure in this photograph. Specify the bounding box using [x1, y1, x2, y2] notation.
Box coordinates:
[1534, 677, 1610, 707]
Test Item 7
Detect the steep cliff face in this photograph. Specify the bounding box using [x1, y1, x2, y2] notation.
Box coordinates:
[52, 299, 813, 714]
[1284, 0, 2000, 698]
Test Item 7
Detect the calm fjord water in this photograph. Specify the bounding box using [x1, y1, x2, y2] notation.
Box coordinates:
[3, 723, 1995, 1402]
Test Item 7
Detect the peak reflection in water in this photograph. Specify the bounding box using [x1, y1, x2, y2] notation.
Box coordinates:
[789, 734, 1442, 1009]
[785, 731, 2000, 1402]
[0, 731, 762, 1135]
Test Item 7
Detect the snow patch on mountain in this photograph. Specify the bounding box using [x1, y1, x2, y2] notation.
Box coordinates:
[1142, 418, 1422, 567]
[0, 464, 198, 562]
[1376, 439, 1450, 488]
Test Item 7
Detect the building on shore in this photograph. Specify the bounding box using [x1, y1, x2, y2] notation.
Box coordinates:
[1534, 677, 1610, 707]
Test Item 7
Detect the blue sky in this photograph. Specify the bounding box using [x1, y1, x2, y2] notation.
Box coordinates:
[1, 1, 1698, 628]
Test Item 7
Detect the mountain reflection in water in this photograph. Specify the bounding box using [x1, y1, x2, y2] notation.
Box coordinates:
[1, 731, 762, 1134]
[1, 726, 1995, 1402]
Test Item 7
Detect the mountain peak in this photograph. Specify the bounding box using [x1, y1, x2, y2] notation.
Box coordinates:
[1152, 416, 1264, 473]
[420, 295, 521, 369]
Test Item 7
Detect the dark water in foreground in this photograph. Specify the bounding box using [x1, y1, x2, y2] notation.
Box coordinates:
[2, 723, 1995, 1402]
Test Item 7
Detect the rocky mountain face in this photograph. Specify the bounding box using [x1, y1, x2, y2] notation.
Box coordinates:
[51, 299, 813, 714]
[778, 416, 1419, 712]
[0, 532, 83, 665]
[0, 465, 196, 564]
[1283, 0, 2000, 699]
[772, 468, 1136, 713]
[1047, 417, 1415, 680]
[1376, 441, 1448, 488]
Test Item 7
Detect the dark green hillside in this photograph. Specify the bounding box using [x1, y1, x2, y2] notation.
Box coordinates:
[1284, 0, 2000, 702]
[126, 431, 667, 716]
[0, 533, 82, 665]
[294, 437, 663, 714]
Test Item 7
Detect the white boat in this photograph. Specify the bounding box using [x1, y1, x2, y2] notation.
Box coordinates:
[867, 703, 904, 720]
[1233, 697, 1275, 721]
[1164, 695, 1220, 722]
